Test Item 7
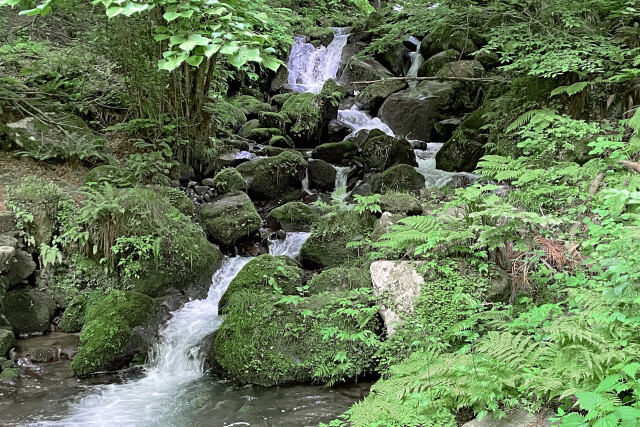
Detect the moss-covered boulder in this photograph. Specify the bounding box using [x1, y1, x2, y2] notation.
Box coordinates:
[373, 164, 425, 193]
[0, 329, 15, 357]
[280, 92, 338, 147]
[247, 127, 283, 144]
[59, 296, 88, 333]
[238, 119, 261, 138]
[417, 49, 460, 77]
[359, 130, 417, 172]
[3, 291, 56, 335]
[308, 159, 337, 192]
[212, 168, 247, 195]
[236, 151, 307, 200]
[269, 135, 294, 148]
[380, 191, 423, 215]
[300, 210, 375, 268]
[435, 106, 488, 172]
[311, 141, 357, 165]
[148, 185, 194, 216]
[308, 267, 372, 295]
[212, 289, 381, 386]
[259, 112, 287, 130]
[70, 290, 156, 376]
[436, 60, 484, 78]
[219, 255, 303, 311]
[231, 95, 273, 119]
[341, 57, 393, 83]
[267, 202, 320, 232]
[354, 80, 408, 115]
[305, 26, 335, 46]
[85, 165, 137, 188]
[207, 98, 247, 132]
[199, 191, 261, 246]
[6, 176, 64, 247]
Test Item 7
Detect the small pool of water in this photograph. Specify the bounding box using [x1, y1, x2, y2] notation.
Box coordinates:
[0, 359, 370, 426]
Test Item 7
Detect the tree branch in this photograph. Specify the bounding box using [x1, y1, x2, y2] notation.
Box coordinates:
[350, 76, 506, 85]
[620, 160, 640, 174]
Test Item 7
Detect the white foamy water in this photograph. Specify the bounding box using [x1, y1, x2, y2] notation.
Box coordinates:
[415, 147, 477, 188]
[332, 165, 353, 200]
[269, 232, 310, 258]
[406, 38, 423, 85]
[48, 234, 310, 426]
[338, 105, 395, 136]
[288, 28, 349, 93]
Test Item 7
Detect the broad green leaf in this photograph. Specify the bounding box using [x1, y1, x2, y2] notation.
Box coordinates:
[106, 6, 123, 17]
[163, 10, 181, 21]
[203, 44, 220, 58]
[595, 375, 621, 392]
[262, 55, 281, 72]
[153, 33, 171, 42]
[179, 40, 197, 51]
[219, 42, 239, 55]
[575, 391, 604, 411]
[186, 55, 203, 67]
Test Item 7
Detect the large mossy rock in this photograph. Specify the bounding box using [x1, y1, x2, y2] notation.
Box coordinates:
[280, 92, 338, 147]
[308, 266, 372, 295]
[354, 79, 408, 115]
[236, 151, 307, 200]
[5, 176, 64, 247]
[308, 159, 337, 192]
[358, 130, 417, 172]
[300, 210, 375, 268]
[219, 254, 303, 311]
[3, 290, 56, 335]
[373, 164, 425, 193]
[199, 191, 261, 246]
[231, 95, 273, 120]
[148, 185, 194, 216]
[341, 57, 393, 83]
[267, 202, 320, 232]
[436, 60, 484, 78]
[435, 107, 488, 172]
[212, 167, 247, 195]
[311, 141, 357, 165]
[378, 81, 455, 142]
[417, 49, 460, 77]
[70, 290, 156, 376]
[212, 288, 381, 386]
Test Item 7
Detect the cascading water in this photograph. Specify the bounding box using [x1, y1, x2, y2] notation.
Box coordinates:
[406, 36, 423, 86]
[287, 28, 349, 93]
[48, 234, 310, 426]
[332, 165, 353, 200]
[337, 106, 395, 136]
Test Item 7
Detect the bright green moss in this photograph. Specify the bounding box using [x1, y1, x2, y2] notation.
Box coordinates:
[148, 185, 194, 216]
[307, 266, 371, 295]
[267, 202, 320, 232]
[212, 168, 247, 195]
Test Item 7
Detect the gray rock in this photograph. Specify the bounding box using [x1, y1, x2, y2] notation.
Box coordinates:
[199, 191, 262, 246]
[0, 212, 16, 235]
[194, 185, 209, 195]
[201, 178, 215, 187]
[340, 57, 393, 84]
[14, 331, 79, 362]
[418, 49, 460, 77]
[370, 260, 425, 335]
[0, 329, 15, 357]
[308, 159, 337, 192]
[3, 291, 56, 335]
[6, 249, 36, 287]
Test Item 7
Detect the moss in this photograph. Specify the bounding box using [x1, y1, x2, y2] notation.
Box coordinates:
[373, 164, 426, 193]
[268, 135, 293, 148]
[307, 267, 372, 295]
[259, 111, 286, 130]
[213, 168, 247, 195]
[359, 131, 417, 171]
[236, 151, 307, 200]
[305, 26, 335, 45]
[3, 291, 55, 335]
[198, 191, 262, 246]
[48, 256, 118, 307]
[148, 185, 194, 216]
[0, 329, 15, 357]
[418, 49, 460, 77]
[70, 290, 155, 376]
[59, 296, 87, 333]
[311, 141, 357, 165]
[355, 79, 408, 115]
[320, 79, 349, 100]
[300, 210, 375, 268]
[267, 202, 320, 232]
[219, 254, 303, 311]
[213, 288, 381, 386]
[247, 127, 283, 143]
[231, 95, 273, 119]
[280, 92, 324, 145]
[85, 165, 137, 188]
[206, 98, 247, 131]
[6, 176, 63, 247]
[379, 191, 423, 215]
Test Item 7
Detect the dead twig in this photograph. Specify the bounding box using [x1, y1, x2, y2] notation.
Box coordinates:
[620, 160, 640, 174]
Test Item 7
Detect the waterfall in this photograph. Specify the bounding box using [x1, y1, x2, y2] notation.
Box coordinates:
[406, 36, 423, 86]
[288, 28, 349, 93]
[52, 235, 310, 426]
[331, 165, 353, 201]
[337, 106, 395, 136]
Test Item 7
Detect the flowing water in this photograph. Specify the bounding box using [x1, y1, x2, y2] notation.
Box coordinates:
[337, 106, 395, 136]
[0, 233, 370, 426]
[332, 165, 353, 200]
[287, 28, 350, 93]
[406, 36, 424, 86]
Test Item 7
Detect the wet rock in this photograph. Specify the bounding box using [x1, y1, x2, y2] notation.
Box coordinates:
[370, 260, 425, 335]
[434, 117, 462, 141]
[376, 43, 410, 76]
[270, 66, 290, 94]
[447, 30, 477, 54]
[194, 186, 209, 196]
[358, 130, 417, 171]
[436, 60, 484, 78]
[280, 91, 338, 148]
[436, 107, 488, 172]
[5, 249, 36, 287]
[379, 192, 422, 215]
[327, 119, 352, 142]
[340, 57, 393, 84]
[0, 329, 15, 357]
[199, 191, 262, 246]
[312, 141, 357, 165]
[373, 164, 425, 193]
[3, 291, 56, 336]
[14, 332, 79, 362]
[308, 159, 337, 192]
[248, 127, 283, 144]
[354, 79, 408, 116]
[378, 81, 455, 141]
[236, 151, 307, 200]
[417, 49, 460, 77]
[259, 111, 286, 130]
[474, 49, 500, 69]
[201, 178, 215, 187]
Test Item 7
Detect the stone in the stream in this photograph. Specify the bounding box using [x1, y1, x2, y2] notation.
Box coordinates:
[327, 119, 352, 142]
[340, 56, 393, 84]
[378, 80, 455, 142]
[3, 290, 56, 335]
[247, 127, 283, 144]
[307, 159, 337, 192]
[268, 135, 294, 148]
[14, 331, 79, 363]
[417, 49, 460, 77]
[375, 42, 410, 76]
[267, 202, 320, 232]
[370, 260, 424, 335]
[373, 164, 425, 193]
[462, 409, 553, 427]
[358, 130, 417, 171]
[236, 151, 307, 200]
[0, 329, 15, 357]
[436, 106, 488, 172]
[437, 60, 484, 78]
[354, 79, 408, 116]
[259, 111, 286, 130]
[199, 191, 262, 246]
[434, 117, 462, 141]
[312, 141, 357, 165]
[280, 92, 338, 147]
